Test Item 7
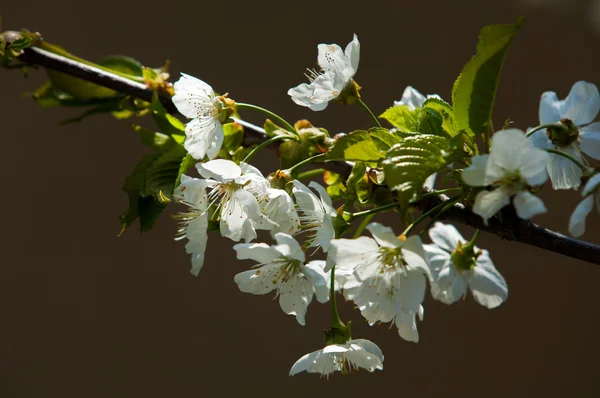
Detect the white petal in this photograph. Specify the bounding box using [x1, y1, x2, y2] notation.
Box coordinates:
[539, 91, 562, 125]
[172, 73, 215, 118]
[579, 123, 600, 160]
[569, 195, 595, 237]
[472, 189, 511, 224]
[397, 272, 426, 314]
[184, 213, 209, 276]
[326, 237, 379, 272]
[274, 233, 305, 263]
[184, 117, 221, 160]
[196, 159, 241, 181]
[239, 162, 265, 179]
[583, 173, 600, 196]
[233, 242, 279, 264]
[423, 172, 437, 190]
[351, 339, 384, 363]
[468, 251, 508, 308]
[489, 129, 530, 173]
[220, 190, 259, 242]
[393, 86, 427, 110]
[513, 191, 547, 219]
[462, 155, 491, 187]
[394, 309, 420, 343]
[428, 222, 464, 252]
[423, 244, 451, 281]
[317, 42, 349, 74]
[176, 176, 211, 210]
[311, 71, 347, 101]
[302, 261, 330, 304]
[345, 343, 384, 372]
[292, 180, 324, 216]
[402, 236, 432, 280]
[289, 349, 322, 376]
[430, 264, 468, 305]
[309, 181, 335, 212]
[528, 129, 553, 150]
[366, 222, 402, 248]
[279, 275, 313, 326]
[517, 146, 550, 187]
[315, 213, 335, 252]
[234, 264, 280, 295]
[546, 146, 583, 190]
[343, 34, 360, 76]
[288, 82, 322, 110]
[560, 81, 600, 125]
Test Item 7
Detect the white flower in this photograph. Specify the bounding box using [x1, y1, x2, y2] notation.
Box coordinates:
[289, 339, 383, 377]
[529, 81, 600, 190]
[393, 86, 441, 110]
[174, 175, 211, 275]
[424, 222, 508, 308]
[198, 159, 270, 242]
[569, 173, 600, 237]
[292, 180, 336, 252]
[172, 73, 226, 160]
[288, 34, 360, 111]
[233, 233, 329, 325]
[327, 223, 432, 342]
[257, 188, 301, 236]
[462, 128, 550, 224]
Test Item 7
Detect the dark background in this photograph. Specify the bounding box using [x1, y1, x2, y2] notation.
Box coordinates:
[1, 0, 599, 396]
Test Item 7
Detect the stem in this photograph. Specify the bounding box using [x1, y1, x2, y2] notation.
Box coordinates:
[463, 229, 481, 250]
[418, 197, 462, 237]
[353, 214, 374, 239]
[287, 153, 326, 175]
[350, 201, 400, 219]
[297, 168, 326, 180]
[242, 135, 290, 163]
[526, 124, 560, 137]
[329, 265, 344, 329]
[357, 98, 382, 128]
[545, 148, 587, 172]
[236, 102, 299, 138]
[403, 196, 461, 236]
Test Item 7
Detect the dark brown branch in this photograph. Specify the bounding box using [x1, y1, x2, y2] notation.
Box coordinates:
[11, 42, 600, 266]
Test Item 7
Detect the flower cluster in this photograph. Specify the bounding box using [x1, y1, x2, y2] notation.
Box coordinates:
[167, 33, 600, 378]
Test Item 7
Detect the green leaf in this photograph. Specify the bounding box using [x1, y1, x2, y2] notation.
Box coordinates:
[369, 127, 402, 150]
[422, 98, 460, 138]
[133, 125, 174, 151]
[325, 130, 386, 162]
[8, 36, 33, 52]
[379, 105, 421, 132]
[382, 134, 464, 204]
[452, 18, 524, 137]
[119, 152, 164, 234]
[150, 92, 185, 137]
[346, 162, 371, 204]
[222, 122, 244, 152]
[99, 55, 144, 77]
[176, 153, 196, 187]
[144, 144, 188, 202]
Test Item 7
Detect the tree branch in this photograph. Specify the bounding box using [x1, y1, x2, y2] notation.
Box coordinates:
[11, 42, 600, 266]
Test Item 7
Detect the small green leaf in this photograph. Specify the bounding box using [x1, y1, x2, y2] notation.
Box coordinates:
[144, 144, 188, 202]
[325, 130, 385, 162]
[452, 18, 524, 137]
[379, 106, 421, 132]
[176, 153, 196, 187]
[150, 92, 185, 137]
[222, 122, 244, 152]
[369, 127, 402, 150]
[422, 98, 458, 137]
[133, 125, 173, 151]
[347, 162, 371, 204]
[8, 36, 33, 52]
[382, 134, 464, 204]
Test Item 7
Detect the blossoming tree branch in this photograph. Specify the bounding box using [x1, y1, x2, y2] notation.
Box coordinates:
[2, 18, 600, 376]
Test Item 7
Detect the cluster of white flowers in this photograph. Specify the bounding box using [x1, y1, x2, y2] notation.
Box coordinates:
[169, 34, 600, 377]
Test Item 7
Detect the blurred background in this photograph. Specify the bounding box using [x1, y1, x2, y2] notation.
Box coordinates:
[1, 0, 599, 396]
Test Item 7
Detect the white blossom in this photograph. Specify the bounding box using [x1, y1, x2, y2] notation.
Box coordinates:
[327, 223, 432, 342]
[289, 339, 383, 377]
[172, 73, 227, 160]
[197, 159, 270, 242]
[529, 81, 600, 190]
[257, 188, 301, 236]
[233, 233, 329, 325]
[424, 222, 508, 308]
[288, 35, 360, 111]
[292, 180, 336, 252]
[569, 173, 600, 237]
[393, 86, 441, 110]
[173, 175, 211, 275]
[462, 128, 550, 224]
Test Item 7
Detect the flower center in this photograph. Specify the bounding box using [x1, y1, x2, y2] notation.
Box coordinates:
[496, 169, 526, 194]
[271, 257, 302, 284]
[546, 118, 579, 147]
[377, 246, 406, 272]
